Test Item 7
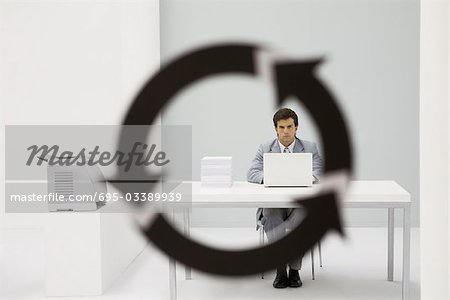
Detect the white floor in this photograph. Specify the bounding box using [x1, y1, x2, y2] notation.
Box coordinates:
[0, 227, 420, 300]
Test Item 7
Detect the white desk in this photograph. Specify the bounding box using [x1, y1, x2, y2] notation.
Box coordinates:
[168, 181, 411, 300]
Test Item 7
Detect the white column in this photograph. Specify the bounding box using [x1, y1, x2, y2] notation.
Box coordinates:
[420, 0, 449, 299]
[1, 0, 160, 296]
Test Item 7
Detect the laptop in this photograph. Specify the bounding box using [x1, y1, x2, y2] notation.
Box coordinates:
[263, 153, 313, 187]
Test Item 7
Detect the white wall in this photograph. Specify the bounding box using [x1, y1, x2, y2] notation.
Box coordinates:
[160, 0, 420, 227]
[420, 0, 449, 298]
[0, 0, 160, 229]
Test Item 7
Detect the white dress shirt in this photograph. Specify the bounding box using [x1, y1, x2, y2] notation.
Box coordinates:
[278, 139, 295, 153]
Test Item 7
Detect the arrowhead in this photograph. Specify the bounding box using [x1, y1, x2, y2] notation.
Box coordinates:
[274, 59, 323, 105]
[144, 191, 344, 276]
[296, 192, 343, 236]
[273, 58, 353, 174]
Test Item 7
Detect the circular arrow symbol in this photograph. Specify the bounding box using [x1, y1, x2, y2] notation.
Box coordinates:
[115, 43, 353, 275]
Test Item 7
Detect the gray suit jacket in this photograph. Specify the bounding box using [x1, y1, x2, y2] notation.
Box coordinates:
[247, 137, 323, 229]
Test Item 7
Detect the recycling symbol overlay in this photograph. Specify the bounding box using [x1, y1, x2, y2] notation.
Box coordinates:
[115, 43, 353, 275]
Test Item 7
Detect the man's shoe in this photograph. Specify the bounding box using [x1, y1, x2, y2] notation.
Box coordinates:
[272, 269, 288, 288]
[288, 269, 303, 288]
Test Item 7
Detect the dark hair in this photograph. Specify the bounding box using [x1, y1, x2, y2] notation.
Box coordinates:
[273, 108, 298, 128]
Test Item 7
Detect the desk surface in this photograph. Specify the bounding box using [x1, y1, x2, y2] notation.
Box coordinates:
[172, 181, 410, 208]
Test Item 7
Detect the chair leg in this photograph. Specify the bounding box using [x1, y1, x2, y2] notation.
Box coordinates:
[262, 227, 265, 245]
[318, 241, 323, 267]
[311, 247, 315, 280]
[259, 227, 264, 279]
[259, 227, 264, 246]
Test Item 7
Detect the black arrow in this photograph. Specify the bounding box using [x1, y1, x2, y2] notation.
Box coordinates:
[123, 44, 257, 126]
[274, 60, 353, 173]
[111, 44, 352, 276]
[142, 192, 342, 276]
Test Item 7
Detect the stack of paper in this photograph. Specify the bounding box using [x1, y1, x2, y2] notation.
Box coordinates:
[201, 156, 232, 187]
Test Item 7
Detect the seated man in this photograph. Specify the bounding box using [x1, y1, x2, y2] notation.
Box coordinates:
[247, 108, 323, 289]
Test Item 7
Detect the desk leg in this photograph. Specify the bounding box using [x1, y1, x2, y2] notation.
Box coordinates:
[169, 210, 177, 300]
[402, 205, 411, 300]
[388, 208, 394, 281]
[169, 258, 177, 300]
[183, 208, 192, 280]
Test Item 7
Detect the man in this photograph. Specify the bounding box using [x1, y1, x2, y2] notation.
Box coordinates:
[247, 108, 323, 289]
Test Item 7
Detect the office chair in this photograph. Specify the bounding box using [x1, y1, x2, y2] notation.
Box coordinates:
[258, 221, 322, 280]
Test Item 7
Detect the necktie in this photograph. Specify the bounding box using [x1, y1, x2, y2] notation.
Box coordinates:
[283, 147, 290, 153]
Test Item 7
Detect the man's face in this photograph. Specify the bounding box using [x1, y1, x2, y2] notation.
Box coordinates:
[275, 118, 298, 146]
